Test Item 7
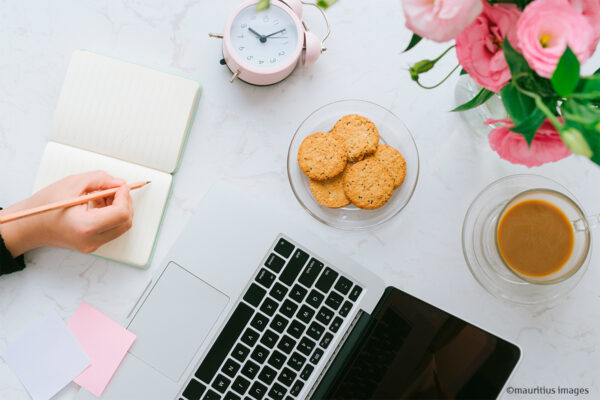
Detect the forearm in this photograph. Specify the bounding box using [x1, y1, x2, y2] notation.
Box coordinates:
[0, 202, 48, 257]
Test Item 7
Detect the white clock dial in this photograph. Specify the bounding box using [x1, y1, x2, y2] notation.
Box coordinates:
[230, 5, 299, 68]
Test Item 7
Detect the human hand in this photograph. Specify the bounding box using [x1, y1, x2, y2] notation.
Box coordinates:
[0, 171, 134, 257]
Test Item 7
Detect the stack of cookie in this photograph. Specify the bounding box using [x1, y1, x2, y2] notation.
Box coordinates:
[297, 114, 407, 210]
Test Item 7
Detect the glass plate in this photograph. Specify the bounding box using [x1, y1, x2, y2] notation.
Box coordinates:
[287, 99, 419, 230]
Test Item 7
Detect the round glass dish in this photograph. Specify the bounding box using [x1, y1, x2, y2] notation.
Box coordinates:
[287, 100, 419, 230]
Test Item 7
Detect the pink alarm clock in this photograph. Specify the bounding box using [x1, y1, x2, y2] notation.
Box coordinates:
[210, 0, 330, 85]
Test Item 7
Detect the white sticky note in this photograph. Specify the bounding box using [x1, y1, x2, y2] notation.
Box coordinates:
[0, 311, 90, 400]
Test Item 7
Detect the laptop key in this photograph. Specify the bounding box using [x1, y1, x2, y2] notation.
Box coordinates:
[287, 352, 306, 371]
[241, 360, 260, 379]
[330, 316, 343, 333]
[306, 290, 324, 309]
[290, 380, 304, 396]
[339, 300, 352, 317]
[250, 313, 269, 332]
[297, 337, 316, 356]
[267, 350, 287, 369]
[195, 302, 253, 383]
[260, 329, 279, 349]
[286, 320, 305, 339]
[274, 238, 295, 258]
[212, 374, 231, 394]
[231, 375, 250, 395]
[240, 328, 259, 347]
[307, 321, 325, 341]
[202, 389, 221, 400]
[265, 253, 285, 273]
[270, 314, 289, 333]
[248, 381, 268, 400]
[315, 267, 338, 293]
[269, 282, 288, 301]
[289, 284, 308, 303]
[258, 365, 277, 385]
[334, 276, 353, 295]
[251, 344, 270, 364]
[279, 300, 298, 318]
[268, 383, 287, 400]
[320, 332, 334, 349]
[279, 249, 309, 286]
[224, 392, 241, 400]
[183, 379, 206, 400]
[231, 343, 250, 363]
[222, 359, 241, 378]
[259, 297, 278, 316]
[300, 363, 314, 380]
[298, 258, 324, 288]
[316, 306, 334, 326]
[243, 284, 266, 308]
[310, 348, 324, 364]
[277, 367, 297, 386]
[277, 334, 296, 354]
[349, 284, 363, 301]
[325, 291, 343, 310]
[255, 269, 275, 289]
[296, 305, 315, 324]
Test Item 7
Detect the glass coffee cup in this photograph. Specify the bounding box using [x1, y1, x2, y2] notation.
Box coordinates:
[462, 174, 594, 305]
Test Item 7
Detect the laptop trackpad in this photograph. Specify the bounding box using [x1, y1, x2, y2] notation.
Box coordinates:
[127, 262, 229, 382]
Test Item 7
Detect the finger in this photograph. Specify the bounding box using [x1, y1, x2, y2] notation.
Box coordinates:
[97, 219, 133, 243]
[87, 185, 132, 232]
[80, 171, 126, 194]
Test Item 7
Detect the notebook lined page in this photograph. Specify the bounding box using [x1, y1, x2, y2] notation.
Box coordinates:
[50, 51, 200, 174]
[33, 142, 172, 268]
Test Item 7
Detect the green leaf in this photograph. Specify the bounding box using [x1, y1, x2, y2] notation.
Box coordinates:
[256, 0, 269, 11]
[451, 88, 495, 112]
[551, 47, 580, 97]
[459, 68, 467, 75]
[316, 0, 338, 8]
[594, 67, 600, 76]
[503, 38, 531, 76]
[501, 83, 536, 124]
[510, 108, 546, 145]
[403, 34, 422, 53]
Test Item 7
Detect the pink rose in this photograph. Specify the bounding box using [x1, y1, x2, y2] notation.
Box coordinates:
[402, 0, 483, 43]
[569, 0, 600, 49]
[516, 0, 595, 78]
[456, 2, 521, 92]
[486, 119, 571, 167]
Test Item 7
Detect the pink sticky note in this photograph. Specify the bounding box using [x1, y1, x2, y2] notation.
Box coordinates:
[68, 303, 136, 397]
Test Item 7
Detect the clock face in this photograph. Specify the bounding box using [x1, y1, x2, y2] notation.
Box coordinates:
[229, 4, 299, 69]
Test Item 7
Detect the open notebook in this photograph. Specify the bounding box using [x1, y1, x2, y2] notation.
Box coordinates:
[33, 51, 201, 268]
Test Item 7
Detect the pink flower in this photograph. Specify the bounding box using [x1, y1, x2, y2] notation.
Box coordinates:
[486, 119, 571, 167]
[516, 0, 595, 78]
[456, 2, 521, 92]
[402, 0, 483, 43]
[569, 0, 600, 49]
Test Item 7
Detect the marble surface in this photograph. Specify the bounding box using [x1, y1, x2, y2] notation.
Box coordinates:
[1, 1, 599, 399]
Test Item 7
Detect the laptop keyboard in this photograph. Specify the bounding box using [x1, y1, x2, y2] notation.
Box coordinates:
[180, 236, 363, 400]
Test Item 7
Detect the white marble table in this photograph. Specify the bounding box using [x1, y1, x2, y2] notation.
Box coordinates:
[1, 1, 599, 399]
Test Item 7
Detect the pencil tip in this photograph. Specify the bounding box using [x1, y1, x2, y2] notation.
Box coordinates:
[146, 181, 151, 184]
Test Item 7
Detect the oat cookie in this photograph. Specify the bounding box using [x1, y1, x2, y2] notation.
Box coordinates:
[309, 165, 350, 208]
[343, 158, 394, 210]
[370, 144, 407, 188]
[332, 114, 379, 162]
[297, 132, 347, 180]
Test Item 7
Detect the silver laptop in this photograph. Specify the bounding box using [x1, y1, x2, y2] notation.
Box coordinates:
[76, 181, 520, 400]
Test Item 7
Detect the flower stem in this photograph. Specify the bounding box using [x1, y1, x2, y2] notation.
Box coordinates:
[416, 64, 460, 90]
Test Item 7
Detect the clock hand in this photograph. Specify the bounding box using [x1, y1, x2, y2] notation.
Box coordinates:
[248, 27, 267, 43]
[264, 28, 286, 38]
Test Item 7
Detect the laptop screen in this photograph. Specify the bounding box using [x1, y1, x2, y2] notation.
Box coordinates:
[320, 287, 521, 399]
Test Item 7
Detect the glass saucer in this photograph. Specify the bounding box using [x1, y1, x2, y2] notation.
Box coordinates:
[287, 99, 419, 230]
[462, 174, 592, 305]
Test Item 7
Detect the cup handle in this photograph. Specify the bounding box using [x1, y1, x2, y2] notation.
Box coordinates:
[573, 214, 600, 231]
